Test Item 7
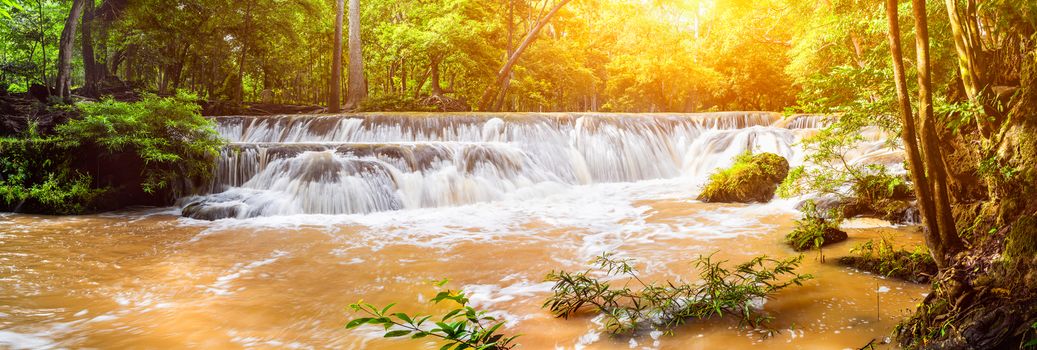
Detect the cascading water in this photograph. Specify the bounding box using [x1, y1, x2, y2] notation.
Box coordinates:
[178, 112, 868, 220]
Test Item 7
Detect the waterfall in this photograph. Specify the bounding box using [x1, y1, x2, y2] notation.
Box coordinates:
[179, 112, 836, 219]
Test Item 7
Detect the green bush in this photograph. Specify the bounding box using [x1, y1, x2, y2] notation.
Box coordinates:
[0, 124, 106, 214]
[0, 92, 223, 214]
[544, 252, 811, 335]
[851, 166, 911, 202]
[58, 92, 223, 195]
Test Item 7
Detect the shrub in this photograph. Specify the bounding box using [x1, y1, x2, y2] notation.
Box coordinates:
[851, 166, 911, 202]
[544, 252, 811, 335]
[58, 91, 223, 196]
[699, 151, 790, 203]
[0, 124, 107, 214]
[345, 280, 518, 350]
[839, 237, 936, 283]
[0, 92, 223, 214]
[785, 200, 847, 258]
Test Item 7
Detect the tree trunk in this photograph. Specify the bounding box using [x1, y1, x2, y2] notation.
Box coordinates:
[478, 0, 573, 111]
[912, 0, 965, 265]
[82, 0, 98, 97]
[944, 0, 995, 137]
[236, 1, 255, 103]
[886, 0, 944, 268]
[344, 0, 367, 110]
[56, 0, 87, 102]
[330, 0, 344, 112]
[429, 57, 444, 97]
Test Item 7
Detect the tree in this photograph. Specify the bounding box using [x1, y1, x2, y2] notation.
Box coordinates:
[910, 0, 965, 266]
[344, 0, 366, 109]
[330, 0, 344, 112]
[885, 0, 945, 268]
[56, 0, 86, 101]
[478, 0, 572, 111]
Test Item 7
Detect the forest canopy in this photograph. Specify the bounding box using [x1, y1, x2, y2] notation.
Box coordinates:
[0, 0, 1032, 114]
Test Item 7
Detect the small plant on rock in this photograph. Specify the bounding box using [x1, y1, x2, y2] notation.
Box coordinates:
[785, 200, 847, 260]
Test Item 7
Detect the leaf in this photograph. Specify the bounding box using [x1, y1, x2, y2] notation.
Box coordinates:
[381, 303, 396, 315]
[393, 312, 413, 324]
[346, 318, 373, 329]
[384, 330, 412, 338]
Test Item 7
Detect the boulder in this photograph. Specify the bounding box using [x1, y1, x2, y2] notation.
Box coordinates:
[699, 152, 790, 203]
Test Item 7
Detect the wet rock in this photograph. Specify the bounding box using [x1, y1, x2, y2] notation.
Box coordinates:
[179, 194, 246, 220]
[699, 152, 789, 203]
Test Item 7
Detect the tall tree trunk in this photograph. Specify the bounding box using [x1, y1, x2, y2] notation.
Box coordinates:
[344, 0, 367, 110]
[886, 0, 944, 268]
[912, 0, 965, 265]
[56, 0, 87, 102]
[82, 0, 98, 97]
[37, 0, 48, 87]
[429, 57, 444, 97]
[944, 0, 995, 137]
[236, 0, 255, 103]
[330, 0, 344, 112]
[478, 0, 573, 111]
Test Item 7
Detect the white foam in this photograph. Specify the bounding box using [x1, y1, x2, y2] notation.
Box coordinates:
[0, 330, 56, 350]
[207, 250, 289, 296]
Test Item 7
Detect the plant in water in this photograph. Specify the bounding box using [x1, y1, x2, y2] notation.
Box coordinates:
[784, 200, 846, 261]
[839, 237, 937, 283]
[544, 252, 812, 335]
[346, 280, 518, 350]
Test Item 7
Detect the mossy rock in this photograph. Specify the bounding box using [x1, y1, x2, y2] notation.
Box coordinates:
[699, 152, 790, 203]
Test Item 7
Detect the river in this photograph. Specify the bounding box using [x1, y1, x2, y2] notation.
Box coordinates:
[0, 112, 925, 349]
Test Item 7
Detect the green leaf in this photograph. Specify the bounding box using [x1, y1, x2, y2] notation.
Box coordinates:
[380, 303, 396, 315]
[384, 330, 411, 338]
[393, 313, 413, 324]
[345, 318, 373, 329]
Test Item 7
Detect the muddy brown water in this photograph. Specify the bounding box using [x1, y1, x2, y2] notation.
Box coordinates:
[0, 197, 927, 350]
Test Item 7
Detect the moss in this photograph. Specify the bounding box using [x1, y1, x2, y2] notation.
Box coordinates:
[699, 151, 790, 203]
[1005, 216, 1037, 265]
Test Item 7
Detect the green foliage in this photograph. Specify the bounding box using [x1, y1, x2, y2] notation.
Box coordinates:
[0, 94, 222, 214]
[0, 124, 106, 214]
[850, 166, 910, 202]
[57, 92, 223, 196]
[346, 280, 518, 350]
[841, 237, 936, 283]
[784, 200, 845, 254]
[544, 252, 812, 335]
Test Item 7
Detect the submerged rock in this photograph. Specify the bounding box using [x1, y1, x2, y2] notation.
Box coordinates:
[699, 152, 790, 203]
